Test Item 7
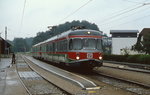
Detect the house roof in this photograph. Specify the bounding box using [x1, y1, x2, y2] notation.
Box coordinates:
[110, 30, 139, 34]
[0, 37, 2, 40]
[0, 37, 11, 46]
[140, 28, 150, 35]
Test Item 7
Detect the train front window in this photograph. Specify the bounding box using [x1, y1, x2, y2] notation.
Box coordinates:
[69, 39, 83, 50]
[83, 39, 96, 49]
[69, 38, 102, 50]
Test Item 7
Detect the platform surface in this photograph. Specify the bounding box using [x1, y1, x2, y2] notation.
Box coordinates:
[0, 58, 28, 95]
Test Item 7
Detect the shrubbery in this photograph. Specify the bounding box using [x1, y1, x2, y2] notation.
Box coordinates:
[103, 54, 150, 64]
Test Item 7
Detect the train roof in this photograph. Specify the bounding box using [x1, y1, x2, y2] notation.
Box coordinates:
[33, 29, 102, 47]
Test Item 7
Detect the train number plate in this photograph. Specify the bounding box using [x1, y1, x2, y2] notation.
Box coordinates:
[87, 53, 93, 59]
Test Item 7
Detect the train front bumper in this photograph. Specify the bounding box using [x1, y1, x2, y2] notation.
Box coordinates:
[66, 59, 103, 67]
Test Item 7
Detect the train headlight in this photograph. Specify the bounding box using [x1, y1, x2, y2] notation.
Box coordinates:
[76, 56, 80, 60]
[87, 31, 91, 34]
[99, 56, 102, 60]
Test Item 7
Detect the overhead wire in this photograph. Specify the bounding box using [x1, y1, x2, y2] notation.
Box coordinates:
[123, 0, 149, 4]
[99, 3, 147, 26]
[58, 0, 93, 23]
[19, 0, 26, 32]
[99, 5, 150, 26]
[109, 13, 150, 29]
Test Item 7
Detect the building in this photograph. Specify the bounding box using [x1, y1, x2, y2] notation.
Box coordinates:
[0, 37, 11, 55]
[110, 30, 139, 55]
[138, 28, 150, 42]
[134, 28, 150, 54]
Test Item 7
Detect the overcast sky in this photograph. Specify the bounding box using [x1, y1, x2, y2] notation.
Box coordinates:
[0, 0, 150, 40]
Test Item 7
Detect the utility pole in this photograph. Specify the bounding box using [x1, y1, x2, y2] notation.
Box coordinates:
[5, 27, 7, 40]
[5, 27, 7, 54]
[0, 33, 2, 62]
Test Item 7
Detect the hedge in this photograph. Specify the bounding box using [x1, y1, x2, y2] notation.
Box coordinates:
[103, 54, 150, 65]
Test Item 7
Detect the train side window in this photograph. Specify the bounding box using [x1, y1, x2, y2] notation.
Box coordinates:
[64, 40, 67, 51]
[49, 44, 52, 52]
[53, 43, 55, 52]
[60, 41, 63, 51]
[69, 39, 73, 50]
[46, 44, 49, 52]
[50, 43, 53, 52]
[40, 46, 41, 51]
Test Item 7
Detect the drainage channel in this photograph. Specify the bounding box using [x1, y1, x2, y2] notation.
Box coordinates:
[16, 56, 68, 95]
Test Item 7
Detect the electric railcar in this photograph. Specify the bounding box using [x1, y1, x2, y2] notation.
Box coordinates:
[32, 29, 103, 69]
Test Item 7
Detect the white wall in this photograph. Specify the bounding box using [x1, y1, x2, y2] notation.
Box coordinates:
[112, 38, 137, 55]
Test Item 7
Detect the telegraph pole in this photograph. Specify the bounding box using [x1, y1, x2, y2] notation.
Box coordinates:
[5, 26, 8, 54]
[5, 27, 7, 40]
[0, 33, 1, 61]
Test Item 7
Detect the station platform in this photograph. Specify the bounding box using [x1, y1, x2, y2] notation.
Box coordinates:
[0, 58, 28, 95]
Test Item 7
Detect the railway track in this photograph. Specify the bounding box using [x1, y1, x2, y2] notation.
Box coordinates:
[92, 66, 150, 95]
[104, 60, 150, 70]
[102, 65, 150, 74]
[69, 68, 150, 95]
[94, 68, 150, 88]
[103, 62, 150, 73]
[100, 62, 150, 88]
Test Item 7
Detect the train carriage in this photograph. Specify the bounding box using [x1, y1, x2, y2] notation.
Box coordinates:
[32, 28, 103, 69]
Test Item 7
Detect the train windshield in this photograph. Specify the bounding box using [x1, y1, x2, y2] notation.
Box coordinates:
[83, 39, 96, 49]
[69, 38, 102, 50]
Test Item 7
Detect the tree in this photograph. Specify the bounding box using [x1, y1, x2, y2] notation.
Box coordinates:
[132, 33, 150, 54]
[142, 33, 150, 54]
[13, 38, 29, 52]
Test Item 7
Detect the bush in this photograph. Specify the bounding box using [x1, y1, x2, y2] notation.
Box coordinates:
[126, 55, 139, 63]
[103, 54, 150, 65]
[138, 55, 150, 64]
[103, 54, 127, 62]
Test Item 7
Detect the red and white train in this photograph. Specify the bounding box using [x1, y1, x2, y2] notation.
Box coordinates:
[32, 28, 103, 69]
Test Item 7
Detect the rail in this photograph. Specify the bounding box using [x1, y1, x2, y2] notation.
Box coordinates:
[104, 60, 150, 70]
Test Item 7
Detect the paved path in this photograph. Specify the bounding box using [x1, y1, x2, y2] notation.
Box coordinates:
[0, 58, 11, 69]
[0, 58, 29, 95]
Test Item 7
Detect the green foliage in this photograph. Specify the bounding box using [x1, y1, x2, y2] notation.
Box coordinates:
[32, 20, 100, 45]
[138, 55, 150, 64]
[132, 33, 150, 54]
[103, 54, 127, 62]
[126, 55, 139, 63]
[142, 33, 150, 54]
[12, 38, 33, 52]
[103, 54, 150, 64]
